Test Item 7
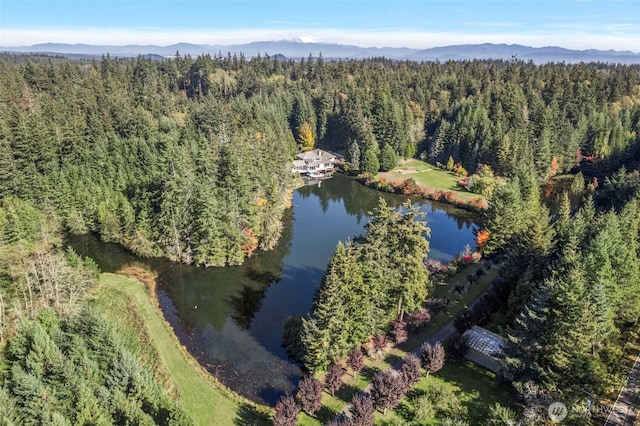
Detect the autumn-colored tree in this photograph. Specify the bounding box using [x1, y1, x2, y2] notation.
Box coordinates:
[420, 341, 445, 376]
[298, 122, 315, 152]
[453, 162, 468, 177]
[324, 362, 344, 396]
[446, 156, 455, 171]
[549, 155, 559, 178]
[296, 375, 323, 415]
[475, 229, 490, 249]
[346, 346, 365, 377]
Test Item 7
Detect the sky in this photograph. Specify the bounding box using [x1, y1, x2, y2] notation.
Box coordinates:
[1, 0, 639, 52]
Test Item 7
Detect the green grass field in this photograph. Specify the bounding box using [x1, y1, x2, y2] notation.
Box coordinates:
[93, 273, 271, 426]
[380, 358, 517, 425]
[379, 159, 482, 202]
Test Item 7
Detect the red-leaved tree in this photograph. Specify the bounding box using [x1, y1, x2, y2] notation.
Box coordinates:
[296, 375, 323, 415]
[325, 361, 344, 396]
[350, 393, 375, 426]
[273, 394, 300, 426]
[391, 319, 408, 344]
[400, 353, 422, 389]
[370, 369, 405, 415]
[346, 346, 365, 378]
[420, 341, 445, 376]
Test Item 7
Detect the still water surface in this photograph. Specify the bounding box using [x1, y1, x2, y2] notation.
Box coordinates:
[68, 174, 477, 405]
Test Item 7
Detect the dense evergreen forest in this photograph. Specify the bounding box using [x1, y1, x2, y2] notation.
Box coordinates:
[477, 167, 640, 415]
[1, 52, 640, 423]
[1, 54, 639, 267]
[0, 206, 193, 424]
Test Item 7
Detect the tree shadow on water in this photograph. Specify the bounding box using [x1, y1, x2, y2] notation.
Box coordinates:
[233, 403, 271, 426]
[257, 384, 285, 407]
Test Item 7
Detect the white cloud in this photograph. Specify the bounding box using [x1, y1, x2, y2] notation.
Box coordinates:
[1, 26, 639, 53]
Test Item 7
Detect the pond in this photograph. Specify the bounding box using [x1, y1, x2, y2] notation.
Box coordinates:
[67, 173, 477, 405]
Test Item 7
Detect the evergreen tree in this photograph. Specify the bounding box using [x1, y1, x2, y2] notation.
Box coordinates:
[365, 198, 430, 314]
[300, 243, 368, 370]
[348, 140, 361, 172]
[361, 146, 380, 176]
[481, 181, 525, 254]
[379, 143, 397, 172]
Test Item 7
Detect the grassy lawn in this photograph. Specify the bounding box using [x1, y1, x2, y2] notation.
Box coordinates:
[378, 358, 517, 425]
[93, 273, 271, 426]
[379, 159, 481, 202]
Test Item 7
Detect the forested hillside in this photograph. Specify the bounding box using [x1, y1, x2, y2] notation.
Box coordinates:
[1, 54, 639, 267]
[0, 54, 296, 267]
[0, 203, 193, 424]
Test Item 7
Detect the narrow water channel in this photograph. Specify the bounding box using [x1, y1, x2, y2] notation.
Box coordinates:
[67, 173, 477, 405]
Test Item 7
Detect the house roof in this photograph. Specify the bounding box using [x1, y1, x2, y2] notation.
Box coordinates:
[461, 326, 506, 358]
[295, 149, 336, 162]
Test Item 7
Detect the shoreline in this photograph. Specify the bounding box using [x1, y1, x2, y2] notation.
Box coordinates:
[345, 171, 488, 213]
[102, 270, 272, 425]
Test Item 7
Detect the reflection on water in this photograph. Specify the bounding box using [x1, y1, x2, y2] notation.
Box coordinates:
[67, 173, 477, 405]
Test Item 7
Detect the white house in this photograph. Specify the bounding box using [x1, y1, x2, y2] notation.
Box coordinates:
[291, 149, 338, 177]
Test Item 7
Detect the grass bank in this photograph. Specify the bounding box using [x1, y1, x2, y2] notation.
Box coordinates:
[93, 272, 271, 426]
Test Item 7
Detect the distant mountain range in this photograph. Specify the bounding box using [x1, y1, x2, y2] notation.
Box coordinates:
[2, 41, 640, 64]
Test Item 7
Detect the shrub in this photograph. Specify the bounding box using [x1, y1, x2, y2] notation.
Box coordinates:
[412, 394, 436, 423]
